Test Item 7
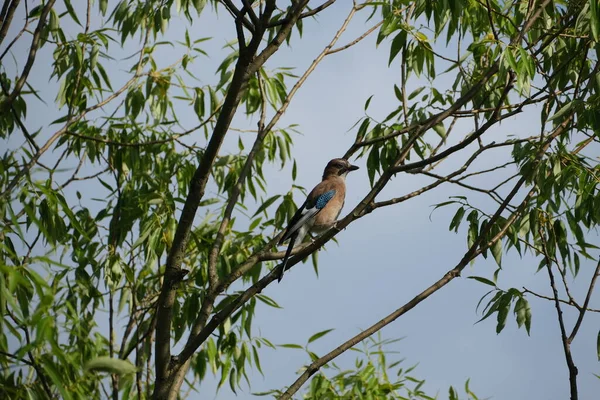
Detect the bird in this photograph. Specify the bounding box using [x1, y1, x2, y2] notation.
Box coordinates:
[277, 158, 359, 282]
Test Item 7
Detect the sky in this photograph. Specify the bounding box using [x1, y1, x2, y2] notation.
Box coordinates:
[3, 1, 600, 399]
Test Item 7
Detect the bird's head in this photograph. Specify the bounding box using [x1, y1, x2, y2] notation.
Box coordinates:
[322, 158, 359, 179]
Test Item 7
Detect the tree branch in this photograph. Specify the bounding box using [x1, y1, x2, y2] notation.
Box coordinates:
[279, 83, 572, 397]
[247, 0, 310, 77]
[0, 0, 20, 46]
[1, 0, 55, 110]
[540, 227, 579, 400]
[6, 311, 53, 398]
[326, 19, 383, 55]
[175, 0, 361, 378]
[267, 0, 337, 28]
[0, 28, 151, 201]
[568, 260, 600, 341]
[390, 70, 515, 174]
[152, 2, 315, 397]
[279, 176, 535, 399]
[522, 287, 600, 313]
[220, 0, 255, 34]
[175, 59, 523, 375]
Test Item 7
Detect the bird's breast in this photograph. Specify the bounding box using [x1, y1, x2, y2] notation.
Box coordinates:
[312, 195, 344, 230]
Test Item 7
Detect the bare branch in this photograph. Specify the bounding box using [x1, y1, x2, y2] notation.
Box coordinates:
[568, 260, 600, 341]
[267, 0, 337, 28]
[522, 287, 600, 313]
[391, 70, 516, 174]
[221, 0, 255, 33]
[248, 0, 310, 77]
[326, 20, 382, 55]
[540, 227, 579, 400]
[0, 0, 20, 46]
[484, 0, 499, 41]
[373, 140, 522, 209]
[0, 14, 30, 62]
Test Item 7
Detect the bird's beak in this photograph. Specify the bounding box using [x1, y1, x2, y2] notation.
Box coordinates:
[347, 164, 359, 172]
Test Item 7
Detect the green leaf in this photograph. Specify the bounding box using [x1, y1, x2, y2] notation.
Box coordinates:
[292, 160, 297, 180]
[364, 95, 374, 111]
[491, 239, 503, 267]
[597, 330, 600, 361]
[503, 47, 518, 72]
[218, 359, 231, 389]
[524, 298, 532, 335]
[408, 86, 425, 100]
[307, 351, 320, 362]
[356, 118, 370, 142]
[99, 0, 108, 15]
[64, 0, 82, 26]
[548, 100, 575, 121]
[256, 294, 281, 309]
[449, 386, 458, 400]
[366, 147, 379, 186]
[312, 251, 319, 277]
[432, 123, 446, 138]
[84, 357, 137, 375]
[449, 207, 465, 232]
[252, 345, 263, 375]
[43, 360, 73, 400]
[307, 329, 334, 344]
[496, 293, 513, 334]
[514, 297, 526, 328]
[590, 0, 600, 41]
[388, 31, 406, 65]
[279, 343, 303, 349]
[229, 366, 237, 393]
[468, 276, 496, 287]
[253, 390, 280, 396]
[252, 195, 281, 217]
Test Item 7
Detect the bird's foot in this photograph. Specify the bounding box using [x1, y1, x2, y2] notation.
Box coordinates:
[331, 220, 345, 231]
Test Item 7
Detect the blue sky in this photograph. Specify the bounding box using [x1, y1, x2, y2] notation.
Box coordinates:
[4, 1, 600, 399]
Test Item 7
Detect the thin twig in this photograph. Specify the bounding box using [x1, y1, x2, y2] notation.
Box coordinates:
[568, 260, 600, 341]
[522, 287, 600, 313]
[6, 311, 53, 398]
[268, 0, 337, 28]
[326, 20, 383, 55]
[539, 225, 578, 400]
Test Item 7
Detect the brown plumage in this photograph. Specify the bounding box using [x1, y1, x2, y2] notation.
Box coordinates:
[277, 158, 359, 282]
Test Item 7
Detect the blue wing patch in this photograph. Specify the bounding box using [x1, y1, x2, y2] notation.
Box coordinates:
[315, 190, 336, 209]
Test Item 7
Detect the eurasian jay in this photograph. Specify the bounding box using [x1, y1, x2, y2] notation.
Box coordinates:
[277, 158, 359, 282]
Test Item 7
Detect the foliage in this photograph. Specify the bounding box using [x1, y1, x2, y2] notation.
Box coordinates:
[258, 336, 478, 400]
[0, 0, 599, 399]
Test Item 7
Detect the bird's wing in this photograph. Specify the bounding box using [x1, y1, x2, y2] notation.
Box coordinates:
[278, 184, 337, 245]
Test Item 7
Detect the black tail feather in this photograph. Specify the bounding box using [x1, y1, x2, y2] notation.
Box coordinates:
[278, 232, 297, 282]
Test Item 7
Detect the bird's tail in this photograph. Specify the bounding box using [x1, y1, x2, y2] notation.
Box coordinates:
[278, 232, 297, 282]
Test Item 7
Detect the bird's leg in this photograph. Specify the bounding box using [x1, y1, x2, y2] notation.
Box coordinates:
[330, 220, 346, 232]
